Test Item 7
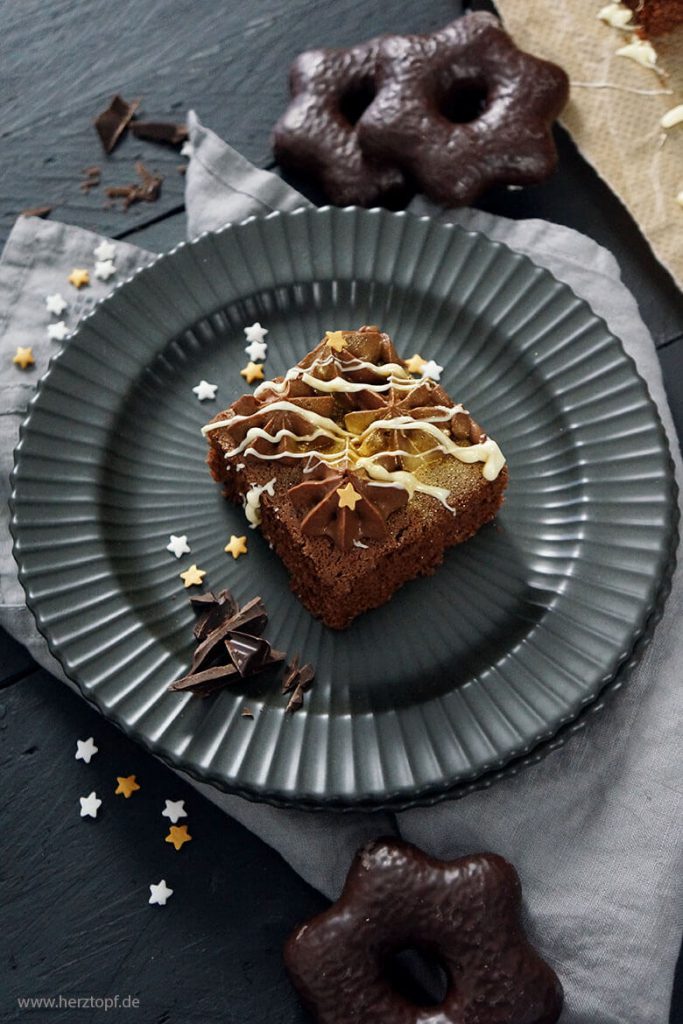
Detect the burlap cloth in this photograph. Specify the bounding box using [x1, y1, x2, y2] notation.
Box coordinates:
[494, 0, 682, 289]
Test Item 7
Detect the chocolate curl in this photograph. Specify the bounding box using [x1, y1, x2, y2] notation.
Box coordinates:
[282, 656, 315, 713]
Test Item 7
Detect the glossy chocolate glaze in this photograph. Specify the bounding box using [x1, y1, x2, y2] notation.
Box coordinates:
[272, 37, 410, 207]
[284, 838, 563, 1024]
[358, 13, 569, 207]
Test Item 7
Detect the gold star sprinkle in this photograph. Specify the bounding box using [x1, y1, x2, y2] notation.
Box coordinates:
[405, 353, 427, 374]
[68, 268, 90, 289]
[325, 331, 348, 352]
[165, 824, 192, 851]
[224, 535, 248, 559]
[12, 346, 35, 369]
[240, 361, 265, 384]
[179, 564, 206, 588]
[336, 482, 362, 511]
[115, 775, 140, 798]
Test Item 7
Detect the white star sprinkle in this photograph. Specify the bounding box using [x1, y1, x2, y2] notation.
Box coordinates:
[192, 380, 217, 401]
[79, 791, 102, 818]
[47, 321, 69, 341]
[94, 259, 116, 281]
[75, 737, 98, 764]
[244, 322, 268, 344]
[181, 141, 194, 158]
[244, 339, 268, 362]
[149, 879, 174, 906]
[422, 360, 444, 382]
[166, 534, 191, 559]
[162, 799, 187, 824]
[94, 240, 117, 262]
[46, 293, 68, 316]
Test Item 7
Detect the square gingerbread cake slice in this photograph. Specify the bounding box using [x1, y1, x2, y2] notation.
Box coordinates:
[203, 326, 508, 629]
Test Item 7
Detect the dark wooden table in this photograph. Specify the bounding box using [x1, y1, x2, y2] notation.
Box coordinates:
[2, 2, 682, 1021]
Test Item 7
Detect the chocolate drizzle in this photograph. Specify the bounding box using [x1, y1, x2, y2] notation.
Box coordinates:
[345, 380, 455, 470]
[203, 324, 507, 547]
[216, 381, 337, 464]
[288, 459, 408, 551]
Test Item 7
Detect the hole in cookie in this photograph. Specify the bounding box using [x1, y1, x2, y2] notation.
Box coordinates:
[384, 947, 450, 1007]
[437, 79, 489, 124]
[339, 78, 377, 125]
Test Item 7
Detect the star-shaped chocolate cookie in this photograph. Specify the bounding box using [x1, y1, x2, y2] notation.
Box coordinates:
[284, 838, 563, 1024]
[357, 12, 569, 207]
[272, 38, 411, 207]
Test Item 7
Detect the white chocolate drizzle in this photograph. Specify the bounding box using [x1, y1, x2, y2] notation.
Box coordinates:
[616, 38, 659, 72]
[597, 3, 635, 29]
[243, 478, 276, 528]
[661, 105, 683, 130]
[205, 348, 506, 515]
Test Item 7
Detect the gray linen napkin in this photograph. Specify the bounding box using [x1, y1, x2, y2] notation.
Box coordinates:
[1, 109, 681, 1023]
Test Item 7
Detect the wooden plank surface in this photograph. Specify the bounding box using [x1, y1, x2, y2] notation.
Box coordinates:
[3, 0, 681, 344]
[1, 668, 325, 1023]
[1, 0, 460, 245]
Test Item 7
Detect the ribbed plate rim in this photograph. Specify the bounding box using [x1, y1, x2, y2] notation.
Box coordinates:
[9, 206, 679, 811]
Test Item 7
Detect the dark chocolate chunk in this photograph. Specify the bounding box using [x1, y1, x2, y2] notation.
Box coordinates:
[284, 685, 305, 714]
[20, 205, 53, 219]
[169, 663, 239, 695]
[171, 589, 291, 698]
[94, 94, 141, 154]
[130, 121, 188, 145]
[225, 632, 273, 677]
[284, 838, 563, 1024]
[192, 589, 239, 641]
[224, 596, 268, 637]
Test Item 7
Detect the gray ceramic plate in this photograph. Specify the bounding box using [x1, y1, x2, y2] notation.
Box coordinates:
[10, 207, 678, 809]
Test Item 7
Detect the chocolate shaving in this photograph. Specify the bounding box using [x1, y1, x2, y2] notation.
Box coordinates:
[169, 662, 239, 695]
[130, 121, 188, 145]
[241, 706, 255, 718]
[94, 94, 141, 154]
[283, 656, 315, 714]
[105, 161, 163, 210]
[20, 205, 53, 219]
[79, 165, 102, 193]
[281, 655, 302, 694]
